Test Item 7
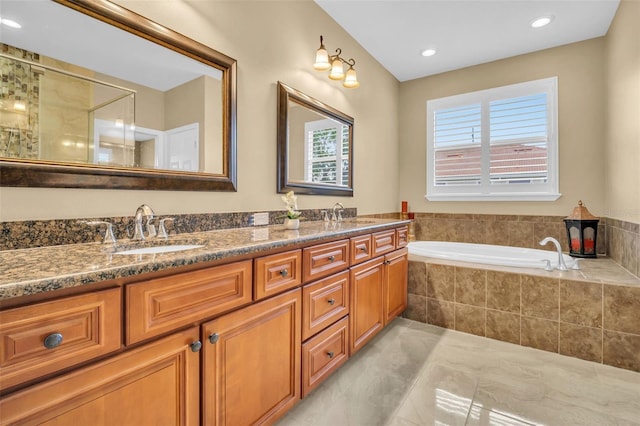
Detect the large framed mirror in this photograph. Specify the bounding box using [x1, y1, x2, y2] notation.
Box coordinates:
[0, 0, 237, 191]
[277, 82, 353, 196]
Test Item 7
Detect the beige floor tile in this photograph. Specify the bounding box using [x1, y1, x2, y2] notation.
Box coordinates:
[277, 318, 640, 426]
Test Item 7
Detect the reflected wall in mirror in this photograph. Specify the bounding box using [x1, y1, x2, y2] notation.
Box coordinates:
[277, 82, 353, 196]
[0, 0, 237, 191]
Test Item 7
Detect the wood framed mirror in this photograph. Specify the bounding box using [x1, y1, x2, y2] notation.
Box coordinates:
[0, 0, 237, 191]
[277, 82, 353, 196]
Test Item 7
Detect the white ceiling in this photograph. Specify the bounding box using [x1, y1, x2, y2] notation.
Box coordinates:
[315, 0, 620, 82]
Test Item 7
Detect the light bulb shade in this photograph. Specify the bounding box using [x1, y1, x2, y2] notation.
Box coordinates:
[313, 46, 331, 71]
[329, 58, 345, 80]
[343, 66, 359, 88]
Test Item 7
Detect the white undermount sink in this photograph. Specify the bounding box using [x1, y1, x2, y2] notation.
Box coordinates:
[113, 244, 204, 255]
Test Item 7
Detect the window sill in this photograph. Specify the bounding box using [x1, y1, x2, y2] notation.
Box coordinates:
[425, 193, 562, 202]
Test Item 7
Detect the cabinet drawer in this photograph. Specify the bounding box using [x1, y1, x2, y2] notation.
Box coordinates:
[303, 239, 349, 283]
[0, 287, 122, 391]
[350, 234, 372, 265]
[302, 271, 349, 341]
[396, 226, 409, 248]
[302, 316, 349, 397]
[254, 249, 302, 301]
[126, 261, 252, 345]
[372, 230, 396, 256]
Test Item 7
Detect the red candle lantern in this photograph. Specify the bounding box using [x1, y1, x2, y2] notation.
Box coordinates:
[563, 200, 599, 258]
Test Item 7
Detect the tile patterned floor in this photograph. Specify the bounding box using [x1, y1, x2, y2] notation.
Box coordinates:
[278, 318, 640, 426]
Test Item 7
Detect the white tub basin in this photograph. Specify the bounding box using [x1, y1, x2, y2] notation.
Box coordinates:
[114, 244, 204, 255]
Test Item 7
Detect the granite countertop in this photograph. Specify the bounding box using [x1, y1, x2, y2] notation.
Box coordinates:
[0, 218, 408, 301]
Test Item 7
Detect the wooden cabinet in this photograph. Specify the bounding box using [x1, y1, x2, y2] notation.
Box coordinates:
[302, 270, 349, 341]
[126, 261, 252, 345]
[254, 249, 302, 300]
[384, 248, 409, 325]
[396, 226, 409, 248]
[302, 316, 349, 397]
[303, 239, 349, 282]
[372, 229, 396, 257]
[350, 234, 372, 265]
[0, 327, 201, 425]
[202, 288, 301, 426]
[349, 256, 385, 354]
[0, 288, 121, 392]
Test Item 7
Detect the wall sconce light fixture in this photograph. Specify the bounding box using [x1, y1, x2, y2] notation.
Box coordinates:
[313, 35, 359, 89]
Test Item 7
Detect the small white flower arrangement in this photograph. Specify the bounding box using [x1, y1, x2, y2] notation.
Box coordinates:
[281, 191, 302, 219]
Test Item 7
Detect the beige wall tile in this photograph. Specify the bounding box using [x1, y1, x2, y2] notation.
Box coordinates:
[485, 221, 510, 246]
[486, 310, 520, 345]
[455, 304, 486, 337]
[455, 267, 486, 307]
[560, 280, 603, 328]
[559, 323, 603, 363]
[427, 298, 455, 329]
[405, 294, 427, 323]
[603, 330, 640, 372]
[486, 271, 521, 313]
[408, 261, 427, 297]
[521, 275, 560, 320]
[521, 316, 559, 353]
[604, 285, 640, 334]
[427, 263, 455, 301]
[508, 222, 534, 248]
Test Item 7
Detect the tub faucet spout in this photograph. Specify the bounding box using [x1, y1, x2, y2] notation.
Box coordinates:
[538, 237, 568, 271]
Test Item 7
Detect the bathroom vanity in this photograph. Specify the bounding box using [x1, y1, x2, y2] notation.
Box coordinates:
[0, 219, 409, 425]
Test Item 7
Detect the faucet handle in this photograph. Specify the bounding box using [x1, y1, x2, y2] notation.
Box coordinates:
[320, 210, 329, 222]
[541, 259, 553, 271]
[158, 217, 174, 239]
[571, 259, 582, 270]
[83, 220, 116, 244]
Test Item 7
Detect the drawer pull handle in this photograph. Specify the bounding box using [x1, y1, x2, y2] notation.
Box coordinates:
[209, 333, 220, 344]
[327, 351, 334, 359]
[359, 247, 367, 253]
[328, 298, 335, 305]
[328, 255, 335, 262]
[43, 333, 63, 349]
[190, 340, 202, 352]
[280, 269, 288, 277]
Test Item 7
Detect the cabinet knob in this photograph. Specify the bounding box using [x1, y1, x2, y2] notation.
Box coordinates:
[280, 269, 288, 277]
[43, 333, 63, 349]
[209, 333, 220, 344]
[359, 246, 367, 253]
[190, 340, 202, 352]
[327, 351, 334, 359]
[328, 298, 335, 305]
[328, 255, 335, 262]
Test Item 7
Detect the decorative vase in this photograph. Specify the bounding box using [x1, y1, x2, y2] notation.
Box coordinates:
[284, 218, 300, 230]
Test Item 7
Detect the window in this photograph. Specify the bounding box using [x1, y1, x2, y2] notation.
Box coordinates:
[426, 77, 559, 201]
[304, 119, 349, 186]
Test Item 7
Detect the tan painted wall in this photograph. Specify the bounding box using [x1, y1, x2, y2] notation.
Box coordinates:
[0, 0, 399, 221]
[605, 0, 640, 225]
[399, 38, 607, 217]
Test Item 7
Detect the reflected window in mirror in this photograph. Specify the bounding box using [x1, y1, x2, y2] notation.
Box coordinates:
[277, 82, 353, 196]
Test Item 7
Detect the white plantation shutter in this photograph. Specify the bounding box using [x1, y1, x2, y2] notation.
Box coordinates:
[426, 77, 559, 201]
[304, 119, 349, 186]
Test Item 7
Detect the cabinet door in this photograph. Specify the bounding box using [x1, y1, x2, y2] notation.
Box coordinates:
[202, 288, 301, 426]
[0, 327, 200, 426]
[349, 257, 385, 355]
[384, 248, 409, 324]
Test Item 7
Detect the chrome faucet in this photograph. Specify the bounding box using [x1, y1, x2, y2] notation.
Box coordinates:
[331, 203, 344, 222]
[539, 237, 568, 271]
[132, 204, 156, 241]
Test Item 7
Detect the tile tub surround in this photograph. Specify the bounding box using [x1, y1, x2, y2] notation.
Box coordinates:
[0, 208, 357, 251]
[0, 216, 400, 301]
[606, 217, 640, 278]
[406, 257, 640, 372]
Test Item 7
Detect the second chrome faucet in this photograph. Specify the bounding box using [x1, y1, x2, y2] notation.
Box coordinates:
[132, 204, 156, 241]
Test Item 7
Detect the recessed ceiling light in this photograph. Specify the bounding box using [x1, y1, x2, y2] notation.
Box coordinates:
[0, 17, 22, 29]
[421, 48, 437, 57]
[530, 15, 554, 28]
